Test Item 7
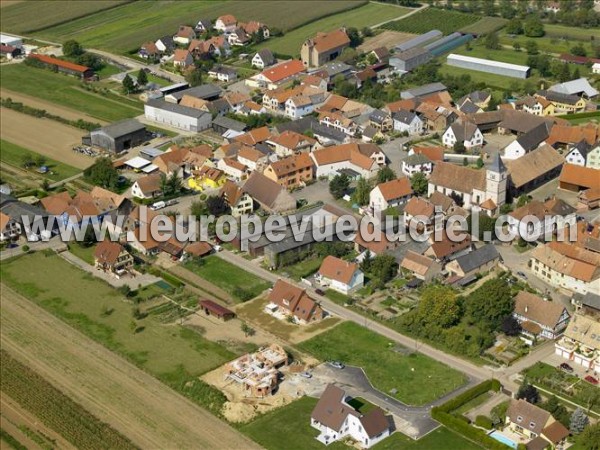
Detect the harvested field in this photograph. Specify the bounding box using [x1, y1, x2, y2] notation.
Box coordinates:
[358, 30, 417, 52]
[1, 108, 92, 169]
[0, 285, 261, 450]
[1, 88, 108, 125]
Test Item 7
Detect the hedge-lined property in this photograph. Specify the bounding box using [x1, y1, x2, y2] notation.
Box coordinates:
[431, 379, 512, 450]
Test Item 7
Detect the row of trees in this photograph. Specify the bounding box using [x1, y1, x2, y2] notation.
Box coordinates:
[62, 39, 104, 71]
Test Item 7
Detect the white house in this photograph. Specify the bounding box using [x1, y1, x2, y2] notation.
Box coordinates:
[401, 153, 433, 177]
[284, 96, 315, 119]
[442, 121, 483, 150]
[217, 158, 247, 181]
[392, 110, 423, 135]
[565, 141, 591, 167]
[507, 198, 576, 241]
[316, 256, 364, 295]
[131, 173, 162, 199]
[310, 143, 383, 179]
[214, 14, 237, 33]
[586, 144, 600, 170]
[369, 177, 413, 215]
[555, 314, 600, 372]
[593, 62, 600, 75]
[252, 49, 275, 69]
[512, 291, 570, 341]
[237, 146, 268, 172]
[311, 385, 391, 449]
[207, 66, 237, 82]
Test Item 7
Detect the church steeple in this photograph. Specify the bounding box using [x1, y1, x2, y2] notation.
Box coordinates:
[488, 153, 506, 175]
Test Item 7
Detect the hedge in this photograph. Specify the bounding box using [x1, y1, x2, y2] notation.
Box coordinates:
[431, 379, 510, 450]
[475, 415, 493, 429]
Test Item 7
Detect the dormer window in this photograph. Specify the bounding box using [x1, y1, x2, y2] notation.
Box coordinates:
[517, 416, 523, 422]
[529, 422, 535, 429]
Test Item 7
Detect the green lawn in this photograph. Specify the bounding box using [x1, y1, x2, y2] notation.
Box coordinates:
[68, 243, 97, 265]
[241, 396, 481, 450]
[256, 2, 412, 56]
[183, 256, 271, 302]
[499, 30, 596, 56]
[27, 0, 368, 54]
[459, 16, 507, 35]
[0, 139, 82, 182]
[298, 322, 467, 406]
[278, 256, 324, 280]
[0, 252, 234, 388]
[96, 63, 123, 79]
[381, 8, 480, 35]
[455, 44, 531, 65]
[0, 64, 142, 122]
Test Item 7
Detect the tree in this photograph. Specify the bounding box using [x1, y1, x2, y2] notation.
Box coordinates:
[516, 383, 540, 404]
[517, 194, 531, 207]
[122, 74, 135, 94]
[570, 408, 590, 435]
[241, 322, 255, 337]
[76, 52, 102, 71]
[190, 200, 208, 218]
[578, 422, 600, 450]
[525, 40, 539, 55]
[571, 43, 587, 57]
[362, 27, 373, 37]
[453, 141, 466, 154]
[465, 277, 513, 331]
[185, 68, 203, 87]
[346, 27, 362, 47]
[338, 47, 357, 64]
[500, 0, 516, 18]
[368, 254, 398, 286]
[206, 195, 230, 216]
[35, 154, 47, 167]
[21, 153, 35, 169]
[63, 39, 84, 57]
[501, 316, 521, 336]
[476, 157, 484, 169]
[84, 157, 119, 189]
[513, 42, 521, 52]
[506, 18, 524, 34]
[524, 15, 545, 37]
[360, 249, 373, 273]
[558, 62, 572, 82]
[410, 172, 428, 195]
[167, 171, 182, 195]
[416, 285, 460, 328]
[137, 68, 148, 86]
[485, 32, 501, 50]
[377, 166, 396, 184]
[329, 173, 350, 199]
[352, 177, 370, 205]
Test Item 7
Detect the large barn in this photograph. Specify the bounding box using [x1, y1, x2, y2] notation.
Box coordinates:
[89, 119, 147, 153]
[447, 54, 531, 79]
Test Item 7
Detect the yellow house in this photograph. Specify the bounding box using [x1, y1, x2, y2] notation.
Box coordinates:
[505, 399, 569, 449]
[188, 167, 227, 191]
[521, 96, 555, 116]
[535, 90, 586, 115]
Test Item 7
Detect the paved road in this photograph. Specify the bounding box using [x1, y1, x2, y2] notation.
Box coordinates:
[89, 49, 185, 83]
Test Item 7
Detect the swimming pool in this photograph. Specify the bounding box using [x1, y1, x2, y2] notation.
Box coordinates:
[488, 430, 518, 449]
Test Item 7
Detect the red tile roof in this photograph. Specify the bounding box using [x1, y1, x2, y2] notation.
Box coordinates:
[29, 53, 90, 73]
[259, 60, 305, 83]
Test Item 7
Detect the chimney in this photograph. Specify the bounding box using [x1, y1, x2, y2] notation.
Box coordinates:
[525, 305, 528, 313]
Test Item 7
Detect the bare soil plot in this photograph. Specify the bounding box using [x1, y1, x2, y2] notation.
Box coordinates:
[1, 108, 92, 169]
[1, 88, 108, 124]
[359, 30, 417, 52]
[0, 285, 260, 450]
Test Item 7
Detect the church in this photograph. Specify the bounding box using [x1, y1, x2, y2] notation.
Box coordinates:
[427, 154, 507, 216]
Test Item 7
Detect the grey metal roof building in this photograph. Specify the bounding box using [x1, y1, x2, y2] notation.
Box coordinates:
[390, 47, 433, 72]
[453, 244, 500, 274]
[401, 82, 447, 99]
[144, 99, 212, 132]
[395, 30, 442, 52]
[424, 32, 462, 52]
[164, 84, 223, 103]
[89, 119, 147, 153]
[447, 53, 530, 79]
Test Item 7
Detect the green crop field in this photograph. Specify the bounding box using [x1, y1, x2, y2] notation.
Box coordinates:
[0, 139, 82, 182]
[0, 64, 142, 122]
[298, 322, 467, 406]
[241, 396, 482, 450]
[459, 16, 507, 35]
[256, 2, 412, 56]
[183, 256, 271, 302]
[381, 8, 481, 35]
[543, 24, 599, 41]
[0, 252, 234, 414]
[0, 0, 128, 35]
[454, 44, 530, 65]
[1, 350, 137, 450]
[23, 0, 367, 54]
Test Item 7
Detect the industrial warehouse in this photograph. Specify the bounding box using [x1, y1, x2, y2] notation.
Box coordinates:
[446, 53, 531, 79]
[88, 119, 147, 153]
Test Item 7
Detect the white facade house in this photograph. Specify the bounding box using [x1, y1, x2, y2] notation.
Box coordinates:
[392, 110, 423, 135]
[593, 62, 600, 75]
[144, 100, 212, 132]
[504, 139, 528, 160]
[311, 385, 391, 449]
[442, 121, 483, 150]
[586, 144, 600, 170]
[506, 199, 576, 242]
[316, 256, 364, 295]
[565, 141, 590, 167]
[284, 96, 315, 119]
[217, 158, 246, 181]
[401, 153, 433, 177]
[555, 314, 600, 372]
[252, 49, 275, 69]
[214, 15, 237, 33]
[310, 145, 380, 179]
[369, 177, 413, 215]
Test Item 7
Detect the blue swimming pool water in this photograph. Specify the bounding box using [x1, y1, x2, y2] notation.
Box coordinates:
[488, 431, 518, 449]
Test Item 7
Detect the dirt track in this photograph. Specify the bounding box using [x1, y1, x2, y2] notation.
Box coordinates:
[0, 285, 262, 450]
[1, 88, 108, 124]
[1, 107, 93, 169]
[359, 30, 417, 52]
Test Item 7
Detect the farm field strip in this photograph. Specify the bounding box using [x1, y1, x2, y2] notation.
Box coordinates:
[0, 139, 82, 181]
[381, 8, 481, 35]
[459, 16, 507, 35]
[0, 109, 92, 170]
[0, 284, 261, 450]
[26, 0, 368, 54]
[0, 64, 142, 122]
[256, 2, 412, 56]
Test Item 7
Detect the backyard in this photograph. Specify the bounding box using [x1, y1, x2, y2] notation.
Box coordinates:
[183, 256, 271, 302]
[255, 2, 412, 56]
[298, 322, 467, 406]
[0, 64, 142, 122]
[0, 252, 236, 415]
[20, 0, 369, 54]
[241, 396, 482, 450]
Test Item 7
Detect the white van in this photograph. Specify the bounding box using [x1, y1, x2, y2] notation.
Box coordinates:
[150, 201, 166, 211]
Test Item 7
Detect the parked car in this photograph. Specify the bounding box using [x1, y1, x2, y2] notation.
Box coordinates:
[150, 200, 166, 211]
[584, 375, 598, 385]
[559, 363, 574, 373]
[315, 288, 325, 296]
[517, 271, 527, 279]
[300, 371, 312, 379]
[165, 199, 178, 206]
[330, 361, 345, 369]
